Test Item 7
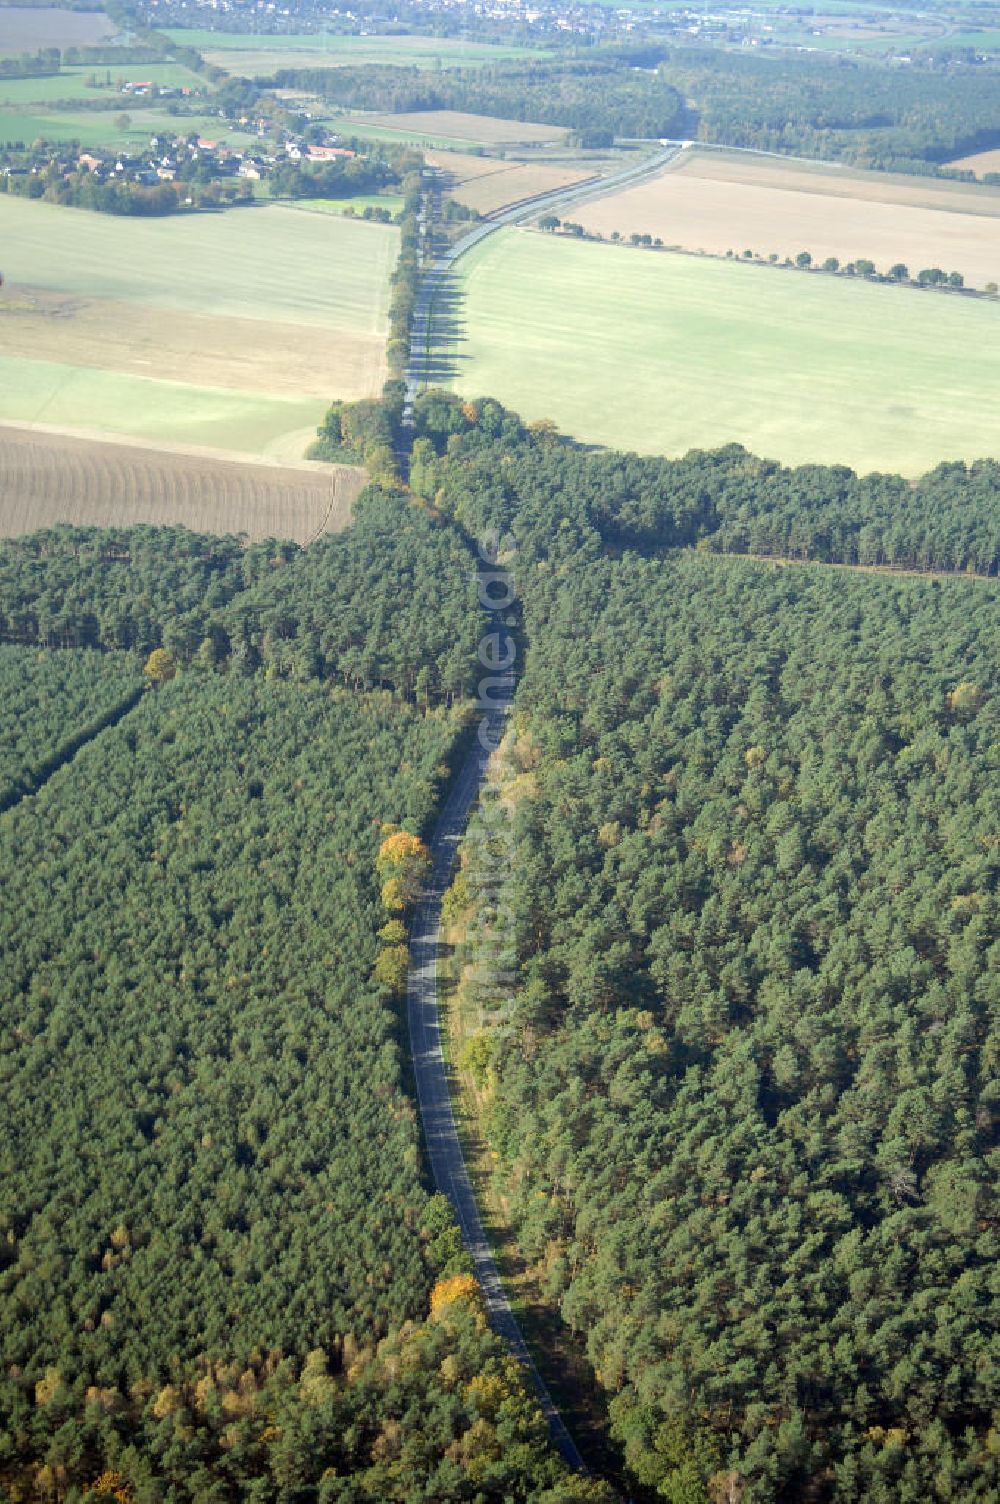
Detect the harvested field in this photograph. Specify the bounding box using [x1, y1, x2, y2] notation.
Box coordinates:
[0, 288, 384, 400]
[948, 147, 1000, 179]
[200, 36, 537, 76]
[0, 426, 364, 543]
[424, 150, 516, 183]
[0, 6, 115, 53]
[575, 147, 1000, 289]
[0, 197, 396, 456]
[164, 29, 540, 74]
[440, 161, 597, 216]
[351, 110, 568, 146]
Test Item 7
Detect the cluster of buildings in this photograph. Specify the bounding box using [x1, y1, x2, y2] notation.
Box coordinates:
[2, 133, 356, 191]
[82, 134, 354, 184]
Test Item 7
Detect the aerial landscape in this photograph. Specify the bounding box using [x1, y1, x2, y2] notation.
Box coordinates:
[0, 0, 997, 1500]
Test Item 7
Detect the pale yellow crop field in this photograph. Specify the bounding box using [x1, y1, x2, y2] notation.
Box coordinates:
[0, 197, 397, 457]
[575, 148, 1000, 288]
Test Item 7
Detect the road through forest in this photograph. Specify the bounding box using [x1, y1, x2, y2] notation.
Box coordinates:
[401, 148, 689, 1476]
[404, 608, 587, 1471]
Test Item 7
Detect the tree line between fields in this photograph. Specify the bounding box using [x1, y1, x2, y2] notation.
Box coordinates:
[0, 393, 996, 1501]
[536, 217, 991, 295]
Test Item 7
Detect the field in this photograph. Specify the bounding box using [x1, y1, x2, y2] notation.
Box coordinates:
[343, 109, 567, 147]
[427, 150, 598, 215]
[0, 104, 257, 149]
[0, 196, 396, 456]
[283, 193, 404, 217]
[948, 147, 1000, 179]
[453, 228, 1000, 476]
[162, 30, 543, 76]
[0, 426, 364, 542]
[0, 62, 206, 105]
[0, 6, 115, 54]
[572, 147, 1000, 290]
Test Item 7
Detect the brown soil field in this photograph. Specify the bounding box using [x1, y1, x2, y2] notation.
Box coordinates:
[424, 149, 516, 183]
[360, 110, 567, 146]
[0, 425, 365, 543]
[575, 148, 1000, 288]
[0, 287, 386, 400]
[948, 148, 1000, 180]
[0, 6, 115, 52]
[440, 161, 596, 215]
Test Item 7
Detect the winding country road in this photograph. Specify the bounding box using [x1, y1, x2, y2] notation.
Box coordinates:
[405, 612, 586, 1471]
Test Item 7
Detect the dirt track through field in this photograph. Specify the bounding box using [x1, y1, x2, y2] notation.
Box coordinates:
[0, 426, 365, 543]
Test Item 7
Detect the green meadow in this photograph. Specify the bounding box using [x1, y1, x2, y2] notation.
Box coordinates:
[454, 231, 1000, 477]
[283, 194, 405, 217]
[0, 196, 397, 454]
[0, 62, 205, 106]
[0, 105, 256, 149]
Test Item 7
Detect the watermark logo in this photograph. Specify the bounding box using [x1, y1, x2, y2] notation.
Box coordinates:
[465, 531, 519, 1028]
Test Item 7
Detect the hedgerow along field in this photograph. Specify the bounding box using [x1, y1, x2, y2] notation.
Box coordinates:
[0, 196, 398, 457]
[453, 229, 1000, 476]
[575, 147, 1000, 291]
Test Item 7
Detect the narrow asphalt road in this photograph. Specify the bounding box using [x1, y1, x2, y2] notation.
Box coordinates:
[403, 142, 682, 419]
[405, 614, 586, 1471]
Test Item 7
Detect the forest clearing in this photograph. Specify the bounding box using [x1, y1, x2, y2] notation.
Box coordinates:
[573, 146, 1000, 289]
[454, 228, 1000, 474]
[0, 197, 397, 456]
[0, 427, 364, 542]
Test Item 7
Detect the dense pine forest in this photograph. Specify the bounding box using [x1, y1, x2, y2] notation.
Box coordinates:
[409, 398, 999, 1501]
[0, 647, 140, 810]
[0, 503, 605, 1502]
[2, 394, 997, 1501]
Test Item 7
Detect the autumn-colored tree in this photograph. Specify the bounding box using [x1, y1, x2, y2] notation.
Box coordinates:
[143, 647, 176, 684]
[372, 944, 409, 995]
[91, 1469, 131, 1502]
[376, 830, 431, 910]
[378, 918, 407, 945]
[430, 1273, 482, 1318]
[948, 681, 982, 716]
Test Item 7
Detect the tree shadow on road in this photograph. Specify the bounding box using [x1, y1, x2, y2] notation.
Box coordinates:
[416, 271, 467, 385]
